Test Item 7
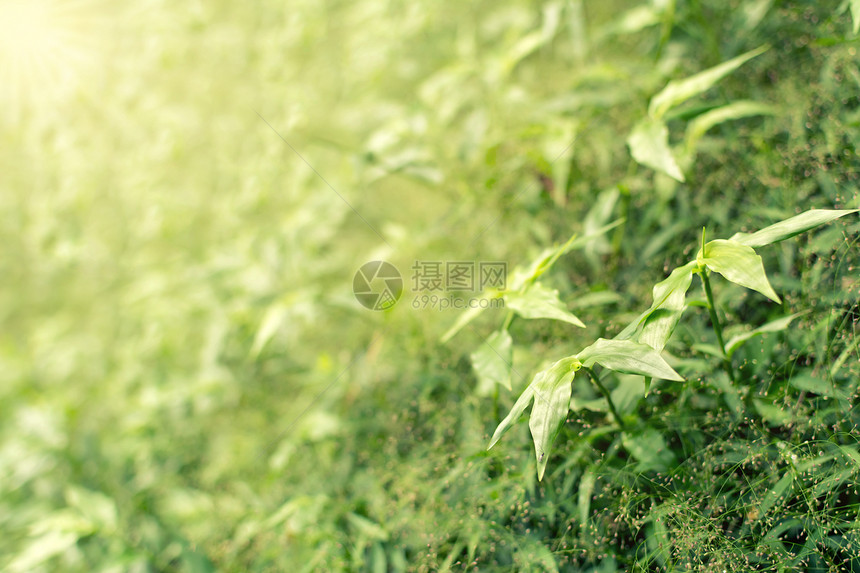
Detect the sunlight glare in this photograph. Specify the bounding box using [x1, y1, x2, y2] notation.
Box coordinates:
[0, 0, 103, 121]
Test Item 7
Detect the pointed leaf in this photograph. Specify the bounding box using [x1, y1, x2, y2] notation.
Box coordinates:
[583, 187, 621, 264]
[852, 0, 860, 34]
[697, 239, 780, 302]
[250, 303, 288, 358]
[508, 235, 578, 292]
[578, 338, 684, 381]
[615, 260, 697, 343]
[447, 219, 626, 343]
[622, 428, 675, 472]
[729, 208, 859, 248]
[725, 311, 806, 358]
[789, 373, 850, 405]
[440, 304, 487, 343]
[7, 531, 80, 573]
[470, 329, 513, 393]
[755, 473, 794, 524]
[692, 343, 726, 359]
[507, 219, 626, 292]
[639, 261, 696, 350]
[648, 45, 769, 119]
[569, 290, 623, 309]
[530, 367, 576, 480]
[504, 282, 586, 327]
[488, 357, 579, 482]
[627, 118, 685, 182]
[577, 468, 597, 527]
[488, 385, 535, 450]
[602, 5, 660, 36]
[685, 100, 776, 154]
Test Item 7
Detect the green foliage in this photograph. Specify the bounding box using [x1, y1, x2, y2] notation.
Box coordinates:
[648, 45, 770, 120]
[697, 238, 781, 303]
[578, 339, 683, 381]
[2, 0, 860, 571]
[486, 208, 855, 482]
[505, 283, 586, 328]
[628, 118, 687, 182]
[471, 328, 513, 393]
[628, 45, 769, 181]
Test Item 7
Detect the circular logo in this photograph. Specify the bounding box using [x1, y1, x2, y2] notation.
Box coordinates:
[353, 261, 403, 310]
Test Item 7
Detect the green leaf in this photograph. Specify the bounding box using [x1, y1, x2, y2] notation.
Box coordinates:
[789, 373, 850, 405]
[504, 283, 586, 327]
[578, 338, 684, 381]
[830, 336, 860, 378]
[697, 239, 780, 303]
[488, 357, 578, 480]
[692, 343, 726, 359]
[568, 290, 623, 310]
[65, 486, 118, 532]
[440, 304, 488, 343]
[709, 371, 743, 421]
[506, 235, 577, 293]
[753, 399, 795, 425]
[577, 468, 597, 527]
[755, 472, 794, 524]
[347, 513, 389, 541]
[729, 208, 859, 248]
[488, 385, 536, 450]
[638, 261, 696, 351]
[7, 531, 80, 573]
[470, 329, 513, 393]
[250, 303, 288, 358]
[725, 311, 807, 358]
[837, 445, 860, 470]
[627, 117, 685, 182]
[684, 100, 776, 154]
[648, 45, 769, 119]
[740, 0, 774, 33]
[583, 187, 621, 264]
[622, 428, 675, 472]
[508, 220, 624, 292]
[611, 375, 648, 414]
[646, 505, 672, 568]
[852, 0, 860, 34]
[530, 367, 576, 480]
[499, 2, 562, 76]
[444, 221, 625, 343]
[601, 5, 660, 36]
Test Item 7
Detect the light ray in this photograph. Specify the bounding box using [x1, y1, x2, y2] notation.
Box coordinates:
[0, 0, 107, 124]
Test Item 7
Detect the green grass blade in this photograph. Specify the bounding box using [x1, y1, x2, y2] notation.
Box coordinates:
[729, 208, 859, 247]
[648, 45, 769, 119]
[725, 311, 807, 358]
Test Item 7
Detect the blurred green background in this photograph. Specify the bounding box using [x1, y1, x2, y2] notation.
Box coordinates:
[2, 0, 859, 571]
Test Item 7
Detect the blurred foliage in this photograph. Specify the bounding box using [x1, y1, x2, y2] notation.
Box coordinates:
[1, 0, 859, 571]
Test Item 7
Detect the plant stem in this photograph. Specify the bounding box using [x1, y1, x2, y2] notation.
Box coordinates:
[585, 368, 626, 431]
[700, 269, 737, 385]
[501, 310, 515, 332]
[492, 310, 516, 421]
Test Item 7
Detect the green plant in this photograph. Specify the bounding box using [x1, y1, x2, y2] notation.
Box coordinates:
[483, 208, 857, 480]
[627, 44, 773, 183]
